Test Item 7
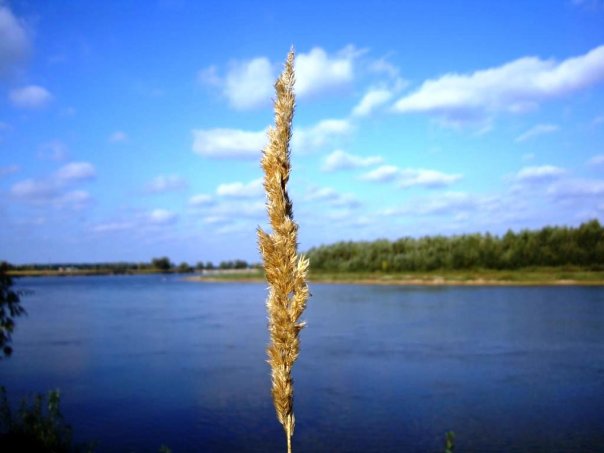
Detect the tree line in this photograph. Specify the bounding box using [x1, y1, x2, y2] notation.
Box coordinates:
[7, 257, 254, 275]
[306, 219, 604, 272]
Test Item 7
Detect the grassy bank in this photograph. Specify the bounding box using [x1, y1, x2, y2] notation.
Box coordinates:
[187, 267, 604, 285]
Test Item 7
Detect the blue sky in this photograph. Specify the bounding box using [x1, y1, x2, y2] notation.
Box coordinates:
[1, 0, 604, 264]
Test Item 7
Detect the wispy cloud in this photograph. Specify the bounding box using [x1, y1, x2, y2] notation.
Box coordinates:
[321, 149, 383, 172]
[192, 127, 267, 158]
[188, 194, 213, 206]
[55, 190, 93, 210]
[147, 208, 178, 225]
[0, 164, 19, 177]
[305, 186, 361, 209]
[92, 221, 135, 234]
[515, 165, 566, 182]
[515, 124, 559, 143]
[292, 118, 352, 152]
[571, 0, 604, 10]
[351, 54, 407, 117]
[55, 162, 96, 183]
[198, 200, 266, 220]
[11, 179, 93, 210]
[144, 174, 188, 193]
[352, 88, 394, 117]
[392, 45, 604, 125]
[92, 208, 179, 234]
[11, 178, 57, 202]
[383, 191, 498, 216]
[522, 153, 536, 162]
[0, 4, 30, 76]
[10, 162, 96, 206]
[398, 169, 463, 188]
[108, 131, 128, 143]
[38, 140, 69, 161]
[360, 165, 400, 182]
[9, 85, 52, 109]
[216, 178, 263, 198]
[361, 165, 462, 188]
[548, 178, 604, 199]
[588, 154, 604, 166]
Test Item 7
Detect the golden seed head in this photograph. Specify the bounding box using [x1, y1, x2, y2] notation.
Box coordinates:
[257, 48, 309, 451]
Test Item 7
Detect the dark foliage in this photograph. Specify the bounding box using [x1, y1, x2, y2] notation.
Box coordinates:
[218, 259, 249, 270]
[0, 387, 94, 453]
[0, 262, 26, 358]
[151, 257, 173, 271]
[307, 219, 604, 272]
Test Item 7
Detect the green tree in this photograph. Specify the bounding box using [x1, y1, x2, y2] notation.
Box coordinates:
[151, 257, 173, 271]
[177, 262, 193, 273]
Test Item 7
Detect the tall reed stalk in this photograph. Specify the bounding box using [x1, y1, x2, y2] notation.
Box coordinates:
[258, 48, 309, 453]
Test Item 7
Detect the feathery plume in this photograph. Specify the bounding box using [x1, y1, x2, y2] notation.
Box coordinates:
[258, 48, 309, 453]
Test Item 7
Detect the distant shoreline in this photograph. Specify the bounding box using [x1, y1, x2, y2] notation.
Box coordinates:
[9, 268, 604, 286]
[187, 277, 604, 286]
[185, 269, 604, 286]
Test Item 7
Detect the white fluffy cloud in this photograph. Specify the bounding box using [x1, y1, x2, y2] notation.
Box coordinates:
[361, 165, 462, 188]
[9, 85, 52, 109]
[352, 88, 393, 117]
[0, 4, 29, 76]
[198, 46, 357, 109]
[223, 57, 274, 110]
[192, 118, 351, 158]
[515, 124, 559, 143]
[515, 165, 566, 182]
[292, 118, 352, 152]
[393, 45, 604, 124]
[295, 46, 355, 97]
[145, 174, 187, 193]
[322, 149, 383, 172]
[216, 178, 263, 198]
[192, 127, 267, 158]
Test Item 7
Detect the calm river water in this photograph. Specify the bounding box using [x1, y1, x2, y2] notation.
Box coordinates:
[2, 275, 603, 452]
